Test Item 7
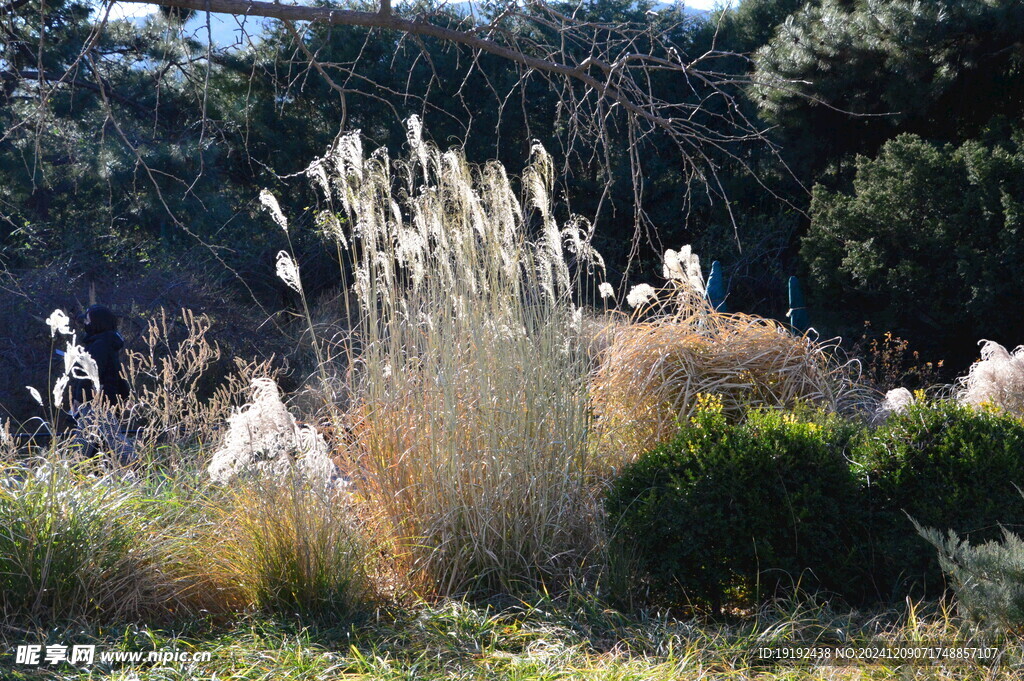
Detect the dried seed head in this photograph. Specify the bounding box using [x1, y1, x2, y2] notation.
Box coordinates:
[52, 375, 69, 410]
[259, 189, 289, 233]
[275, 251, 303, 293]
[63, 341, 100, 395]
[627, 284, 657, 309]
[46, 309, 72, 337]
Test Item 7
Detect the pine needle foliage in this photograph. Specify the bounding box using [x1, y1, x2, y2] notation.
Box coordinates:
[917, 521, 1024, 634]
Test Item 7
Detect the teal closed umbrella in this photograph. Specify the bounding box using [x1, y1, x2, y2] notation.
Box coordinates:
[705, 260, 727, 312]
[787, 276, 810, 333]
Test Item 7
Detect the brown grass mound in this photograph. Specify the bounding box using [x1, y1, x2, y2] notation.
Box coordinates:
[591, 306, 863, 460]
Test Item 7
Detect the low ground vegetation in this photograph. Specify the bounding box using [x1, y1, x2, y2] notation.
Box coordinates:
[607, 399, 1024, 612]
[5, 127, 1024, 677]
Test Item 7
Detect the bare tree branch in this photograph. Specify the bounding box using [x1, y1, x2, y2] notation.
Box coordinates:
[114, 0, 760, 154]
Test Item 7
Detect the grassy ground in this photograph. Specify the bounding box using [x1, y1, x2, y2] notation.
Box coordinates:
[2, 595, 1018, 680]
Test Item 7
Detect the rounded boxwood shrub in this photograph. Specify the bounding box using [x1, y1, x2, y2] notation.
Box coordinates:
[854, 400, 1024, 598]
[604, 399, 863, 612]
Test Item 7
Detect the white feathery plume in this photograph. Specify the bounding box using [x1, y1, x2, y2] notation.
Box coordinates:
[406, 115, 429, 175]
[63, 340, 100, 396]
[208, 378, 337, 485]
[307, 157, 332, 198]
[680, 245, 705, 294]
[46, 309, 72, 337]
[259, 189, 289, 233]
[662, 249, 684, 281]
[877, 387, 914, 420]
[957, 340, 1024, 415]
[627, 284, 657, 309]
[663, 245, 704, 294]
[275, 251, 303, 293]
[52, 375, 69, 410]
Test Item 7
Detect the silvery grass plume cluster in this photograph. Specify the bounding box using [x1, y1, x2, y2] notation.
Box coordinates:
[29, 309, 100, 416]
[208, 377, 336, 485]
[957, 340, 1024, 417]
[13, 309, 108, 459]
[264, 117, 609, 597]
[592, 254, 864, 458]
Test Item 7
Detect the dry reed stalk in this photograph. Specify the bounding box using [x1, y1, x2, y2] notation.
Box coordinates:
[300, 117, 607, 597]
[123, 309, 278, 459]
[591, 302, 862, 460]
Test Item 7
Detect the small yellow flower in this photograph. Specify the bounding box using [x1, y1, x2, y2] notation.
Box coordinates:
[694, 392, 724, 414]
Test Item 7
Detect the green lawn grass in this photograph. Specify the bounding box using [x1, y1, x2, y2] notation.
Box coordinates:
[3, 595, 1016, 680]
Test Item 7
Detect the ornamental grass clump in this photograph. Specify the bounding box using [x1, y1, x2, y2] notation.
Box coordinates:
[0, 459, 191, 624]
[207, 377, 336, 485]
[300, 118, 606, 597]
[591, 294, 862, 459]
[199, 474, 374, 619]
[957, 340, 1024, 417]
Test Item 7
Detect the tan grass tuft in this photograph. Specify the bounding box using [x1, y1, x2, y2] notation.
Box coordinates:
[194, 474, 374, 618]
[591, 301, 862, 459]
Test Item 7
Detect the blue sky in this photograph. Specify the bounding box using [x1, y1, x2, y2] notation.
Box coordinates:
[687, 0, 734, 8]
[107, 0, 735, 21]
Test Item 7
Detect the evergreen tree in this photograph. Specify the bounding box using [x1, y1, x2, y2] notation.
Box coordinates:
[753, 0, 1024, 169]
[802, 129, 1024, 368]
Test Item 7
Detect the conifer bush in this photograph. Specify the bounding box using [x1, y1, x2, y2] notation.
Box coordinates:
[604, 400, 863, 612]
[918, 522, 1024, 633]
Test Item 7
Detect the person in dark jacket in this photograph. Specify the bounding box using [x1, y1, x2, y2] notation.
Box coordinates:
[71, 304, 131, 405]
[69, 304, 134, 465]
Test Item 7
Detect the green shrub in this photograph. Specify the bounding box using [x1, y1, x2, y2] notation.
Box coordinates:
[606, 398, 1024, 610]
[855, 400, 1024, 598]
[604, 401, 863, 612]
[0, 459, 187, 624]
[917, 521, 1024, 633]
[801, 132, 1024, 367]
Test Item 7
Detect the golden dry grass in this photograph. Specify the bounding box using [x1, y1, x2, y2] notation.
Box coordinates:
[591, 304, 865, 460]
[192, 475, 375, 618]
